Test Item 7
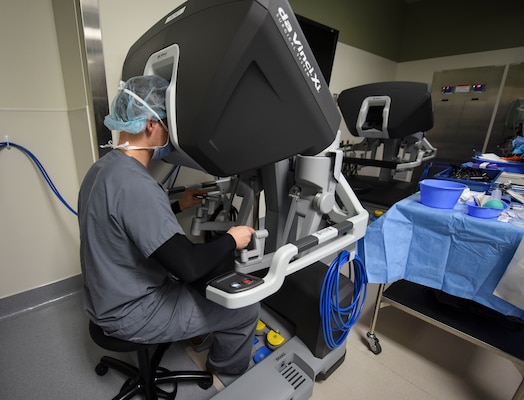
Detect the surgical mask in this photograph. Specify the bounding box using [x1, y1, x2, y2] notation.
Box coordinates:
[152, 137, 175, 160]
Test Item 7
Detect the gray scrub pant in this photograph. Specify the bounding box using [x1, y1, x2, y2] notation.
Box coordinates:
[111, 281, 260, 375]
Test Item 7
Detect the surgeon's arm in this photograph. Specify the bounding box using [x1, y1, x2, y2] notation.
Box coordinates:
[150, 226, 254, 282]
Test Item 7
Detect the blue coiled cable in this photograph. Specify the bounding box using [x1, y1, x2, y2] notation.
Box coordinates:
[0, 140, 78, 216]
[320, 250, 368, 349]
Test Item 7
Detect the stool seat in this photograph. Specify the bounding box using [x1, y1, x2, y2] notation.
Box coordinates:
[89, 322, 152, 352]
[88, 321, 213, 400]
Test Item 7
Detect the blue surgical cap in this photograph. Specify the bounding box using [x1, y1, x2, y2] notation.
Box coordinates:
[104, 75, 170, 134]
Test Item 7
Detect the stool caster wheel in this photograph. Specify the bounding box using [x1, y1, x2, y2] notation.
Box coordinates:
[95, 362, 109, 376]
[366, 332, 382, 355]
[199, 380, 213, 390]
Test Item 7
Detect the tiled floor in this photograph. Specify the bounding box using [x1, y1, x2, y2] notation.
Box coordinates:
[313, 285, 523, 400]
[0, 283, 522, 399]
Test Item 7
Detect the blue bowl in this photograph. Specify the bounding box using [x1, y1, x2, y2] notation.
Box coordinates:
[419, 179, 467, 209]
[466, 200, 508, 219]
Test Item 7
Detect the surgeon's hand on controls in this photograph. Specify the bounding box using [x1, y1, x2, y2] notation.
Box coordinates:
[227, 226, 255, 249]
[179, 189, 208, 211]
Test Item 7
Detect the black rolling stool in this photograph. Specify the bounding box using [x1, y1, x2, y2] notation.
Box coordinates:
[89, 321, 213, 400]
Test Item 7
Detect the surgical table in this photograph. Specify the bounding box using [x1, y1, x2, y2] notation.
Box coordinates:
[363, 193, 524, 400]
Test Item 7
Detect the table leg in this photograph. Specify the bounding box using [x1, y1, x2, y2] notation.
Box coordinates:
[366, 283, 386, 355]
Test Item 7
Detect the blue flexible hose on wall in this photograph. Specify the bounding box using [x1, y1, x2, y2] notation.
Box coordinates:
[0, 140, 78, 216]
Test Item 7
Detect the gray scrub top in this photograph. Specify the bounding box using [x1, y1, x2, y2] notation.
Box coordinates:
[78, 150, 185, 333]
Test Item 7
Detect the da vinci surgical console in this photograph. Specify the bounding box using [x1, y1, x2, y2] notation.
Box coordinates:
[120, 1, 368, 398]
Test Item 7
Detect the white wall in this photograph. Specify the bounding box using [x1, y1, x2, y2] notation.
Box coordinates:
[1, 0, 523, 300]
[0, 0, 81, 299]
[329, 43, 397, 143]
[99, 0, 184, 105]
[397, 47, 524, 84]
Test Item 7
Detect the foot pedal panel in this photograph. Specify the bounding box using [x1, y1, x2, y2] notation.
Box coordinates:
[211, 351, 314, 400]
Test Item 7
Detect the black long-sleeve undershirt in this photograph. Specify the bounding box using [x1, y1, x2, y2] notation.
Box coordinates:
[150, 233, 236, 283]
